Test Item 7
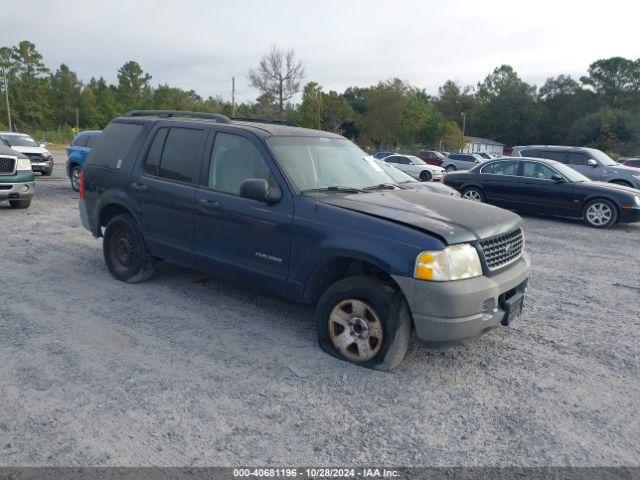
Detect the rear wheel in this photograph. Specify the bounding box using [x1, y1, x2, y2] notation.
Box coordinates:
[9, 198, 31, 209]
[462, 186, 484, 202]
[70, 166, 82, 191]
[315, 276, 411, 371]
[445, 164, 456, 172]
[583, 199, 617, 228]
[419, 170, 432, 182]
[103, 214, 156, 282]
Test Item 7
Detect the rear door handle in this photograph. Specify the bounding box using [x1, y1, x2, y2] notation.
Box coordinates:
[131, 182, 147, 192]
[198, 198, 221, 211]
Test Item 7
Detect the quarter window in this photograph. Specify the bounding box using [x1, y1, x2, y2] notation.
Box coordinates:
[209, 132, 273, 195]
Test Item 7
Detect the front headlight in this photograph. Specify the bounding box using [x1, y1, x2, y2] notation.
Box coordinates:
[16, 158, 32, 171]
[414, 243, 483, 281]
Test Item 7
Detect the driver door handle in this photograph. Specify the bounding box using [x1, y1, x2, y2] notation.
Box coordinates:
[198, 198, 221, 211]
[131, 182, 147, 192]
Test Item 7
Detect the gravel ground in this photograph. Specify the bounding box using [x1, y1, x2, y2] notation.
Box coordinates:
[0, 153, 639, 467]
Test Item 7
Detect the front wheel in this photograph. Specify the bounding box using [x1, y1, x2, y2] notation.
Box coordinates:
[445, 164, 456, 172]
[419, 170, 432, 182]
[315, 276, 411, 371]
[70, 166, 82, 191]
[41, 166, 53, 176]
[103, 214, 156, 282]
[9, 198, 31, 209]
[583, 199, 617, 228]
[462, 187, 484, 202]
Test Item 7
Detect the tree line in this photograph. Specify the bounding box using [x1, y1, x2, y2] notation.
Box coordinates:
[1, 41, 639, 155]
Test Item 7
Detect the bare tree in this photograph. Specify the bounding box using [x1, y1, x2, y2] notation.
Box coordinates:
[248, 46, 305, 116]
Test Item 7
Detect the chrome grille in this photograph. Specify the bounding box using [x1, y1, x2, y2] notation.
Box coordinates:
[479, 228, 524, 271]
[0, 156, 16, 175]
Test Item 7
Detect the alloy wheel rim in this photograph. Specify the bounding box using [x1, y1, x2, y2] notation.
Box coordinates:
[72, 169, 80, 189]
[464, 190, 482, 202]
[328, 299, 383, 362]
[586, 203, 612, 226]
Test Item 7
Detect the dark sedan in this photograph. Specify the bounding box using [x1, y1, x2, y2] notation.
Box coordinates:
[443, 157, 640, 228]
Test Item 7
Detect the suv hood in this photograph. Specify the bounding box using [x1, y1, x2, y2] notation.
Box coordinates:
[603, 164, 640, 175]
[321, 189, 522, 244]
[10, 145, 50, 155]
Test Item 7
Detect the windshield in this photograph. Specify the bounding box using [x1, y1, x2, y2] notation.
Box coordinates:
[0, 134, 39, 148]
[375, 159, 415, 183]
[267, 136, 397, 192]
[587, 148, 617, 166]
[553, 162, 591, 182]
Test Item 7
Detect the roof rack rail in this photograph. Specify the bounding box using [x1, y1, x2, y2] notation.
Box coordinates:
[124, 110, 231, 123]
[230, 116, 300, 127]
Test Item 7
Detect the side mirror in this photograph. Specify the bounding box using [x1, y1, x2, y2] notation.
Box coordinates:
[551, 174, 565, 183]
[39, 143, 47, 148]
[587, 158, 598, 167]
[239, 178, 282, 204]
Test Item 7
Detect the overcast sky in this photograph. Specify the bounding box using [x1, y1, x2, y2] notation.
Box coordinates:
[2, 0, 639, 103]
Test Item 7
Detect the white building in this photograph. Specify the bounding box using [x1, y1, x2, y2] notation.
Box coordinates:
[461, 136, 504, 156]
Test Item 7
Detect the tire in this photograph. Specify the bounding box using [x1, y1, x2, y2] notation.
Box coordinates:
[583, 199, 618, 228]
[445, 164, 456, 172]
[462, 186, 484, 202]
[41, 167, 52, 176]
[419, 170, 432, 182]
[315, 276, 411, 371]
[70, 166, 81, 191]
[9, 198, 31, 209]
[103, 213, 156, 283]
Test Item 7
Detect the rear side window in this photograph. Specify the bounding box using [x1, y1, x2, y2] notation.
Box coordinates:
[523, 149, 566, 163]
[144, 127, 205, 184]
[88, 122, 144, 169]
[481, 160, 517, 175]
[74, 135, 88, 147]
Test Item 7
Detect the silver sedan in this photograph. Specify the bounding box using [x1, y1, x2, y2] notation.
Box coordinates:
[381, 154, 444, 181]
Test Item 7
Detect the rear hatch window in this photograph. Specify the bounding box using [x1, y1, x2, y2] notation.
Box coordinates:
[87, 122, 144, 170]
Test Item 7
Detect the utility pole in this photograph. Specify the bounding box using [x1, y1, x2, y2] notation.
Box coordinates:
[2, 66, 11, 131]
[75, 107, 79, 131]
[460, 112, 466, 152]
[231, 77, 236, 116]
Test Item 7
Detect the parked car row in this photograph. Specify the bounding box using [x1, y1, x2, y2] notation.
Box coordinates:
[443, 156, 640, 228]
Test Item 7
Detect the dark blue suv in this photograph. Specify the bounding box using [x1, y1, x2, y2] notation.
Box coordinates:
[79, 111, 531, 370]
[66, 130, 101, 190]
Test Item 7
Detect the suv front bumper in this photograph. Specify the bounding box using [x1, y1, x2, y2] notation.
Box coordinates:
[392, 254, 531, 343]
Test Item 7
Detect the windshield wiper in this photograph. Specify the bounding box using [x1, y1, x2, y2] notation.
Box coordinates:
[362, 183, 401, 191]
[300, 186, 366, 194]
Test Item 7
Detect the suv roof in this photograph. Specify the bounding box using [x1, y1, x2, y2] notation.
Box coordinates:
[120, 110, 341, 139]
